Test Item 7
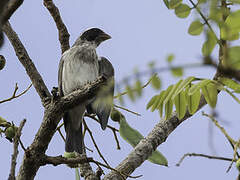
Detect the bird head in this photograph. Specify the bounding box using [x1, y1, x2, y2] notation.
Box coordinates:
[79, 28, 111, 47]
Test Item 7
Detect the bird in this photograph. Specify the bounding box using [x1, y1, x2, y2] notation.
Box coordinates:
[58, 28, 114, 154]
[86, 56, 114, 130]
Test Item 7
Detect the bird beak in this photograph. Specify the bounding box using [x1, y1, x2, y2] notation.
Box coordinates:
[99, 32, 111, 41]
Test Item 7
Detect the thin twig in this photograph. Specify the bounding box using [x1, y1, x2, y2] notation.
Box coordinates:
[19, 138, 26, 151]
[83, 119, 110, 167]
[114, 104, 141, 116]
[85, 114, 121, 149]
[57, 129, 65, 142]
[176, 153, 235, 166]
[8, 119, 26, 180]
[202, 112, 238, 153]
[226, 140, 240, 173]
[188, 0, 220, 44]
[115, 75, 153, 99]
[116, 62, 214, 88]
[3, 22, 51, 104]
[0, 84, 32, 104]
[85, 113, 119, 132]
[112, 129, 120, 150]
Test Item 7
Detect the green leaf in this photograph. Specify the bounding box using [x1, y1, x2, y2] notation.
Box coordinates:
[165, 99, 173, 119]
[151, 91, 166, 112]
[228, 0, 240, 3]
[151, 75, 161, 90]
[157, 90, 167, 117]
[188, 20, 204, 36]
[198, 0, 207, 4]
[186, 87, 201, 114]
[169, 0, 182, 9]
[172, 76, 195, 100]
[148, 150, 168, 166]
[188, 79, 211, 95]
[126, 85, 135, 101]
[134, 80, 142, 96]
[0, 116, 7, 124]
[147, 95, 159, 110]
[166, 54, 175, 63]
[228, 46, 240, 70]
[174, 90, 187, 119]
[221, 25, 240, 41]
[174, 3, 191, 18]
[220, 10, 240, 41]
[163, 80, 183, 105]
[225, 10, 240, 32]
[163, 0, 170, 9]
[219, 77, 240, 93]
[119, 116, 168, 166]
[75, 169, 80, 180]
[158, 85, 174, 116]
[201, 83, 218, 108]
[111, 108, 123, 122]
[118, 94, 124, 105]
[171, 67, 183, 77]
[202, 31, 217, 56]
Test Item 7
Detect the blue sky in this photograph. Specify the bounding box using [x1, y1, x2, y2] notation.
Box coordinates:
[0, 0, 239, 179]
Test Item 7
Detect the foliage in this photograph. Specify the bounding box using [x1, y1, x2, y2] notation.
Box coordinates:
[147, 77, 240, 119]
[111, 109, 168, 166]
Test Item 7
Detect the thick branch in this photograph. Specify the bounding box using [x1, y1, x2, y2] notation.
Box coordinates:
[16, 77, 106, 180]
[103, 96, 207, 180]
[41, 155, 94, 166]
[43, 0, 70, 53]
[2, 22, 51, 104]
[2, 0, 23, 24]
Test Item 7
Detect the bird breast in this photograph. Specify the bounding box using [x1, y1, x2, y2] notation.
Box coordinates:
[62, 45, 99, 95]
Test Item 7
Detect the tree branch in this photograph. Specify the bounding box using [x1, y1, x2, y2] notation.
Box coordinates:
[2, 22, 51, 105]
[103, 96, 207, 180]
[176, 153, 234, 167]
[43, 0, 70, 53]
[0, 83, 32, 104]
[41, 155, 94, 166]
[16, 77, 106, 180]
[2, 0, 24, 24]
[8, 119, 26, 180]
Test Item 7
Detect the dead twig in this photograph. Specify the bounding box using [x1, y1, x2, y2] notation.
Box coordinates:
[176, 153, 234, 167]
[114, 75, 153, 99]
[226, 140, 240, 173]
[202, 112, 239, 158]
[3, 22, 51, 104]
[83, 119, 110, 167]
[0, 83, 32, 104]
[114, 104, 141, 116]
[85, 114, 120, 149]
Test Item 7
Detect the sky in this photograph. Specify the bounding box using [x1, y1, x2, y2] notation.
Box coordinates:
[0, 0, 239, 179]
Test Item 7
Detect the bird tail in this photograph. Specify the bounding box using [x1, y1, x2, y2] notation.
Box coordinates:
[63, 105, 85, 154]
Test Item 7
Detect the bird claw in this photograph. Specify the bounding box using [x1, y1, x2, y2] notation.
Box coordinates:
[51, 87, 60, 100]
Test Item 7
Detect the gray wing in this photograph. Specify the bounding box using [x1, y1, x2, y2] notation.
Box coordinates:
[58, 56, 65, 97]
[86, 56, 114, 130]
